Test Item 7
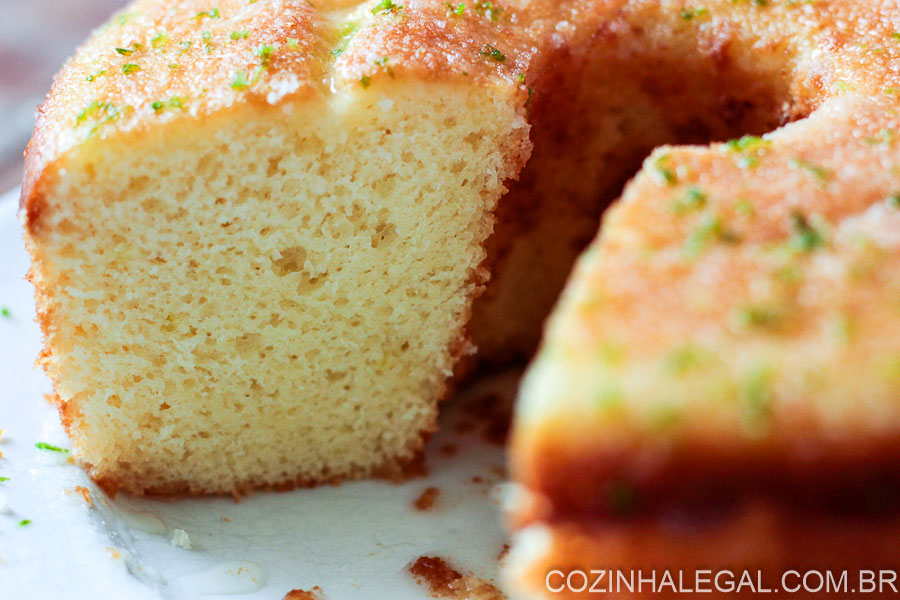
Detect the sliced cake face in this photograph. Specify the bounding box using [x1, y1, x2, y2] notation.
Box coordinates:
[507, 0, 900, 596]
[22, 0, 531, 494]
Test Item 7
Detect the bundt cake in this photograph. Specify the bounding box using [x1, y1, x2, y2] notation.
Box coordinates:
[506, 2, 900, 599]
[19, 0, 900, 595]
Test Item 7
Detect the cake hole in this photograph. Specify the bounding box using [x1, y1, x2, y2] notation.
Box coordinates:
[472, 16, 813, 364]
[373, 173, 397, 196]
[371, 221, 397, 248]
[463, 131, 484, 149]
[297, 272, 328, 294]
[326, 370, 347, 382]
[272, 246, 308, 276]
[235, 333, 262, 355]
[267, 156, 283, 177]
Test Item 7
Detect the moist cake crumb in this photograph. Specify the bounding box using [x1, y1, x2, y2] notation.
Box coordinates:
[414, 486, 440, 511]
[283, 586, 322, 600]
[497, 544, 510, 562]
[409, 555, 505, 600]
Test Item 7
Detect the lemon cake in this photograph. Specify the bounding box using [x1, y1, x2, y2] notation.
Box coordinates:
[20, 0, 900, 590]
[505, 2, 900, 598]
[21, 0, 534, 494]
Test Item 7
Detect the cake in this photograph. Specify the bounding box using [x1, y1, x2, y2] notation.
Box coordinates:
[21, 0, 534, 494]
[505, 2, 900, 598]
[20, 0, 900, 594]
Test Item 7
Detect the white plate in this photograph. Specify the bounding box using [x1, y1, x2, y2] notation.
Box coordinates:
[0, 187, 519, 599]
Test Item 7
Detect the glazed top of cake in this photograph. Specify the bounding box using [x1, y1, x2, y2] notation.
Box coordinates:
[22, 0, 534, 205]
[29, 0, 900, 207]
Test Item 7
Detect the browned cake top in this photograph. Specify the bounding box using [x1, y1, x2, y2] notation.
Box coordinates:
[21, 0, 531, 210]
[26, 0, 900, 208]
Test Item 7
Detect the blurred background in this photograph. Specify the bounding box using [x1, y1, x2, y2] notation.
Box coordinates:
[0, 0, 127, 191]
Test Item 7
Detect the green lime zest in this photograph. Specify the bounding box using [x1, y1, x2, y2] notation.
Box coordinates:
[35, 442, 68, 453]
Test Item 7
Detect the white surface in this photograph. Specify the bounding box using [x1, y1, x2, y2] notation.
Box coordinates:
[0, 187, 517, 599]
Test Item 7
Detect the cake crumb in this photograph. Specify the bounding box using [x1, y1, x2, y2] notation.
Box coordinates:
[408, 555, 505, 600]
[385, 451, 428, 482]
[414, 486, 440, 511]
[67, 485, 93, 506]
[497, 544, 510, 562]
[171, 528, 192, 550]
[283, 586, 322, 599]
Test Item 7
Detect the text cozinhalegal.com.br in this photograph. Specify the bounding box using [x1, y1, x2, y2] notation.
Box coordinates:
[545, 569, 900, 594]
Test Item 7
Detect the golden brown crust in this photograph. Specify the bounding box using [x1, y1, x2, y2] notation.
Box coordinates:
[91, 429, 431, 499]
[337, 0, 534, 86]
[512, 433, 900, 526]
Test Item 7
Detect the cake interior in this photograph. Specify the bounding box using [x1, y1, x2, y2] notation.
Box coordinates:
[28, 81, 526, 494]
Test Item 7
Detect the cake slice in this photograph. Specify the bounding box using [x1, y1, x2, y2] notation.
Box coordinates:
[21, 0, 531, 494]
